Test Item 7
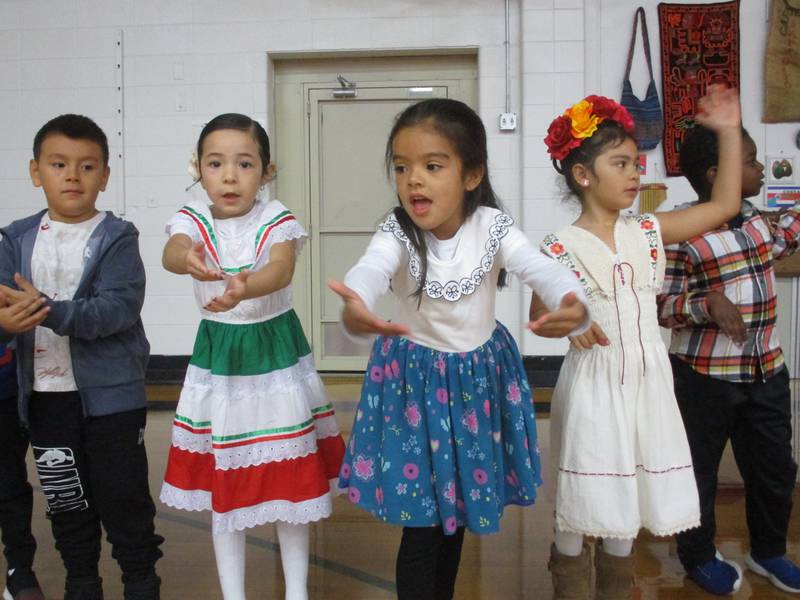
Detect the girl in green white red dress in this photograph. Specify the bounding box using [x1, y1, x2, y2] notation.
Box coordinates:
[160, 113, 345, 600]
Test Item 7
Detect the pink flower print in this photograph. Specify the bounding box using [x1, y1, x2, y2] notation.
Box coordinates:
[506, 469, 520, 489]
[458, 352, 467, 359]
[443, 480, 456, 505]
[473, 468, 488, 485]
[404, 402, 422, 428]
[469, 489, 481, 501]
[348, 487, 361, 503]
[340, 463, 351, 480]
[370, 366, 384, 383]
[375, 486, 384, 505]
[506, 383, 522, 405]
[461, 409, 479, 435]
[396, 482, 408, 495]
[353, 455, 375, 481]
[640, 219, 654, 230]
[381, 338, 392, 355]
[444, 516, 458, 534]
[436, 388, 448, 405]
[434, 356, 446, 376]
[403, 463, 419, 480]
[391, 360, 400, 378]
[483, 399, 491, 418]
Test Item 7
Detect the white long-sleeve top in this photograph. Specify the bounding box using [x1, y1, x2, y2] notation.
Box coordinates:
[343, 206, 589, 353]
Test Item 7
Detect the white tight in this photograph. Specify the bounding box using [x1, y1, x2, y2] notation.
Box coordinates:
[554, 530, 633, 558]
[212, 523, 310, 600]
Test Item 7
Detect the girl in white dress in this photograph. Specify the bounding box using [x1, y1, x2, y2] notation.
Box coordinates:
[160, 114, 345, 600]
[532, 86, 743, 599]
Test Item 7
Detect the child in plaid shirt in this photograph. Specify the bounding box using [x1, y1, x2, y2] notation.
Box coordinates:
[657, 125, 800, 595]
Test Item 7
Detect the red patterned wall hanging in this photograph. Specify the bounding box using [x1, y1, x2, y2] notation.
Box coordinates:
[658, 1, 740, 176]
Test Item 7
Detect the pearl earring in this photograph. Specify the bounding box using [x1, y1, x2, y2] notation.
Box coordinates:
[581, 180, 589, 187]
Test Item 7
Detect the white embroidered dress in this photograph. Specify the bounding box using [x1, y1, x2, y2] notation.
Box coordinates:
[541, 214, 700, 538]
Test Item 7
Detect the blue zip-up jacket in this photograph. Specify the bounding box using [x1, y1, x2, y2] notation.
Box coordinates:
[0, 210, 150, 424]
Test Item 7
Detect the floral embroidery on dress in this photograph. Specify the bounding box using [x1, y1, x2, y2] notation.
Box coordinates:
[379, 212, 513, 302]
[634, 213, 659, 284]
[541, 233, 592, 296]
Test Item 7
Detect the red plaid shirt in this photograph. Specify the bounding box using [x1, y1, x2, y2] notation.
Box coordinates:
[657, 201, 800, 382]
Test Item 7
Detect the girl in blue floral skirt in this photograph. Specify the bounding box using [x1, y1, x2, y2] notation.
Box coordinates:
[329, 98, 590, 599]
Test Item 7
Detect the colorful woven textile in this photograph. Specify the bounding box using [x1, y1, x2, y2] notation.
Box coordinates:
[658, 1, 740, 175]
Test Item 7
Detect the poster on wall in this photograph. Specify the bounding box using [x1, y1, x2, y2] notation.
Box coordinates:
[766, 154, 800, 208]
[764, 0, 800, 122]
[658, 1, 740, 176]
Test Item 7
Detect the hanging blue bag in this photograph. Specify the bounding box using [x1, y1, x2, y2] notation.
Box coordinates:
[621, 7, 663, 151]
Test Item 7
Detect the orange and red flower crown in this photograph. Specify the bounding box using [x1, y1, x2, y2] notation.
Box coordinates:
[544, 96, 635, 161]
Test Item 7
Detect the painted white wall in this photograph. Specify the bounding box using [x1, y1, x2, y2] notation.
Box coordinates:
[4, 0, 788, 358]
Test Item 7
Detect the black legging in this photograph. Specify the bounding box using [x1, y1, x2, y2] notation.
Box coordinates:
[396, 525, 466, 600]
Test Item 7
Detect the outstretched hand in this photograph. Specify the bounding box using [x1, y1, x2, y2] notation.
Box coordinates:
[569, 321, 610, 351]
[528, 292, 588, 338]
[328, 279, 409, 337]
[695, 83, 741, 132]
[204, 270, 249, 313]
[185, 242, 223, 282]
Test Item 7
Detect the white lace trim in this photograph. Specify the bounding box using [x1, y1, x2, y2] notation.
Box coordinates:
[212, 495, 333, 533]
[171, 416, 341, 471]
[379, 211, 513, 302]
[160, 482, 211, 512]
[555, 514, 701, 539]
[263, 220, 307, 258]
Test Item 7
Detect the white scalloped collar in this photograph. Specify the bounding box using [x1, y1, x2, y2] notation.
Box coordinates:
[378, 208, 513, 302]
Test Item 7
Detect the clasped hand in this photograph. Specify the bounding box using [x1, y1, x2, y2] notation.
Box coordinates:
[0, 273, 49, 334]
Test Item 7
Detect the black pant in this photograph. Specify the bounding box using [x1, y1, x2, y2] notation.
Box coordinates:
[671, 357, 797, 571]
[27, 391, 163, 583]
[396, 525, 465, 600]
[0, 395, 37, 574]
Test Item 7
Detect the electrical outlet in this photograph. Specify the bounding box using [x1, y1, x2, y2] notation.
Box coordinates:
[499, 112, 517, 131]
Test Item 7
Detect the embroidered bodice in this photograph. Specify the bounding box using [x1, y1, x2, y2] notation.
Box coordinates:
[541, 214, 666, 383]
[166, 199, 307, 324]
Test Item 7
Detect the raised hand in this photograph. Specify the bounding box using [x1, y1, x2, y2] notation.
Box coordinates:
[185, 242, 223, 281]
[204, 270, 249, 313]
[695, 83, 741, 132]
[328, 279, 410, 337]
[568, 321, 610, 351]
[706, 291, 747, 346]
[528, 292, 588, 338]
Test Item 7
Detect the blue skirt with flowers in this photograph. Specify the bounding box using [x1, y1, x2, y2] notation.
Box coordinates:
[339, 322, 542, 536]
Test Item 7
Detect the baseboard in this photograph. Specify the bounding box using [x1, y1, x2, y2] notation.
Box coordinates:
[147, 355, 190, 384]
[147, 354, 565, 387]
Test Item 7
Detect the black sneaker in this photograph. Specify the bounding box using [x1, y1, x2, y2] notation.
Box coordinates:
[5, 568, 45, 600]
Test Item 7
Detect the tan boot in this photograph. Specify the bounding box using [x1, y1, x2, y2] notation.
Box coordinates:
[595, 544, 635, 600]
[549, 543, 592, 599]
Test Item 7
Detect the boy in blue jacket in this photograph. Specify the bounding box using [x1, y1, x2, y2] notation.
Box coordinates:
[0, 115, 163, 600]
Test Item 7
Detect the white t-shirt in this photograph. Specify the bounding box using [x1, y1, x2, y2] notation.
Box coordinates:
[31, 211, 106, 392]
